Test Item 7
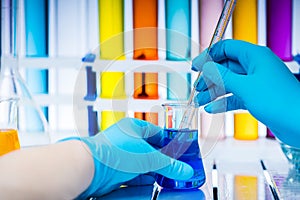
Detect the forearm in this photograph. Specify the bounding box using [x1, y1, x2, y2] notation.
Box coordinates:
[0, 140, 94, 200]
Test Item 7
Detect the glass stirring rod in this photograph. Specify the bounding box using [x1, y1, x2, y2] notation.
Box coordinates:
[179, 0, 237, 129]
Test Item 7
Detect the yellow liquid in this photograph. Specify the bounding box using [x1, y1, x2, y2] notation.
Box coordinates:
[234, 175, 258, 200]
[99, 0, 126, 99]
[234, 112, 258, 140]
[232, 0, 258, 140]
[100, 72, 126, 99]
[101, 111, 125, 130]
[232, 0, 258, 44]
[233, 0, 259, 140]
[99, 0, 125, 60]
[0, 129, 20, 156]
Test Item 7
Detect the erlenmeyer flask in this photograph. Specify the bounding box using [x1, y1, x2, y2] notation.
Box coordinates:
[0, 0, 50, 147]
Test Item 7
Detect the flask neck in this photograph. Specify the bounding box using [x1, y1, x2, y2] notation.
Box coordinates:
[1, 0, 19, 59]
[1, 0, 20, 75]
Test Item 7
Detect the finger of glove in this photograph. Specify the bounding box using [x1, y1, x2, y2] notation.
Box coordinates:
[204, 95, 247, 113]
[191, 49, 211, 72]
[192, 42, 248, 74]
[209, 40, 262, 72]
[131, 118, 166, 146]
[154, 157, 194, 180]
[201, 61, 249, 98]
[195, 61, 228, 94]
[110, 118, 165, 147]
[194, 74, 211, 92]
[194, 87, 231, 107]
[194, 59, 244, 92]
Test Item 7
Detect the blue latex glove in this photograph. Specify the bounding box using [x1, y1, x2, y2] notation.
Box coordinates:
[69, 118, 194, 199]
[192, 39, 300, 148]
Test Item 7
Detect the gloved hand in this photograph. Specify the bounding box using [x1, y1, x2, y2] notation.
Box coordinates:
[192, 39, 300, 148]
[69, 118, 194, 199]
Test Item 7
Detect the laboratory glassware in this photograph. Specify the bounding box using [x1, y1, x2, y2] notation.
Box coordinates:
[99, 0, 126, 99]
[280, 143, 300, 172]
[232, 0, 259, 140]
[0, 0, 50, 147]
[133, 0, 158, 60]
[155, 103, 206, 189]
[98, 0, 126, 130]
[165, 0, 191, 101]
[133, 0, 159, 100]
[232, 0, 258, 44]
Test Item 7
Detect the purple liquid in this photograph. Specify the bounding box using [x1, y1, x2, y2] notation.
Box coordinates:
[267, 0, 293, 61]
[156, 129, 206, 189]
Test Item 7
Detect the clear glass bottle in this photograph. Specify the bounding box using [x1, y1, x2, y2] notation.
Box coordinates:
[0, 0, 50, 147]
[156, 103, 206, 189]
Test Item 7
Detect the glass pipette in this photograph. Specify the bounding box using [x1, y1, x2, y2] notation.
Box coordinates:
[179, 0, 237, 129]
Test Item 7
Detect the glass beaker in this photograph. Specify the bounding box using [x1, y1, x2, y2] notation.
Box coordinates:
[0, 0, 50, 147]
[156, 103, 206, 189]
[280, 143, 300, 172]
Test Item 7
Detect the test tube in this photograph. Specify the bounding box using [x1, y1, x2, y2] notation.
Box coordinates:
[199, 0, 225, 140]
[99, 0, 125, 60]
[133, 0, 158, 60]
[232, 0, 259, 140]
[267, 0, 293, 61]
[99, 0, 126, 127]
[24, 0, 49, 121]
[99, 0, 126, 99]
[133, 0, 159, 100]
[232, 0, 258, 44]
[199, 0, 224, 52]
[165, 0, 191, 101]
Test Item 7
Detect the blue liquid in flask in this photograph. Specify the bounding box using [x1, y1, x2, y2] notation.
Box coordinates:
[156, 128, 206, 189]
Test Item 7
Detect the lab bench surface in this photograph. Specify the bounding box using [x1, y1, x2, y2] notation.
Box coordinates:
[95, 138, 300, 200]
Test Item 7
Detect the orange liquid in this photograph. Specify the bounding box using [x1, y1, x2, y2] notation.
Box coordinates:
[0, 129, 20, 156]
[134, 112, 158, 125]
[133, 0, 158, 60]
[133, 72, 158, 99]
